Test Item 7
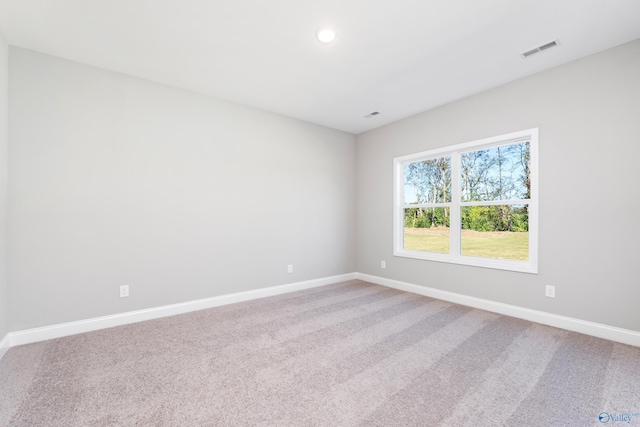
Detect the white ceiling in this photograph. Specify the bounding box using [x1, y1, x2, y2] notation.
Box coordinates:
[1, 0, 639, 134]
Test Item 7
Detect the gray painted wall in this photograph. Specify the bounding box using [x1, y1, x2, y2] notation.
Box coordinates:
[5, 40, 640, 335]
[8, 47, 356, 331]
[356, 39, 640, 332]
[0, 34, 8, 339]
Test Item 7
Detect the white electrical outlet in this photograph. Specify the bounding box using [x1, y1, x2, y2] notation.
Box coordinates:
[545, 285, 555, 298]
[120, 285, 129, 298]
[381, 260, 386, 269]
[287, 264, 293, 273]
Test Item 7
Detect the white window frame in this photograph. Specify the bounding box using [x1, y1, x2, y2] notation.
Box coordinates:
[393, 128, 538, 274]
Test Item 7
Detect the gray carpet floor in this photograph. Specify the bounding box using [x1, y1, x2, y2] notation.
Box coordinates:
[1, 280, 639, 426]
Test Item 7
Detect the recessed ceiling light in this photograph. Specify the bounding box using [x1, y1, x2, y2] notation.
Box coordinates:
[316, 27, 337, 44]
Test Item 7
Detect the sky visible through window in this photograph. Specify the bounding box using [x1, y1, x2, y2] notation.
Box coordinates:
[404, 140, 529, 205]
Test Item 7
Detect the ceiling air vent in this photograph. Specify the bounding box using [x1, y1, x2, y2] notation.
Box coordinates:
[364, 111, 380, 119]
[521, 39, 560, 58]
[539, 40, 558, 51]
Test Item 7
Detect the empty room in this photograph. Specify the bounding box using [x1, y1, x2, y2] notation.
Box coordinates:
[1, 1, 639, 426]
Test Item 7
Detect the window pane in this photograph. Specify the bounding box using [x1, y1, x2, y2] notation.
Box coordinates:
[461, 205, 528, 260]
[404, 156, 451, 204]
[460, 141, 530, 202]
[404, 207, 450, 253]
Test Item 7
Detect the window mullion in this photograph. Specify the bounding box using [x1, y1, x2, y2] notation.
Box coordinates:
[450, 152, 461, 256]
[461, 199, 529, 207]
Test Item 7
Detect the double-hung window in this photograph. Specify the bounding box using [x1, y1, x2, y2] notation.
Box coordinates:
[393, 128, 538, 273]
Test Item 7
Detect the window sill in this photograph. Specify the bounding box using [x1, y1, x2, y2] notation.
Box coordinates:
[393, 249, 538, 274]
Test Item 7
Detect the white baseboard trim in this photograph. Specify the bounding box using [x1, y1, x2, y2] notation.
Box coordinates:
[3, 271, 636, 361]
[0, 334, 10, 360]
[6, 273, 357, 350]
[356, 273, 640, 347]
